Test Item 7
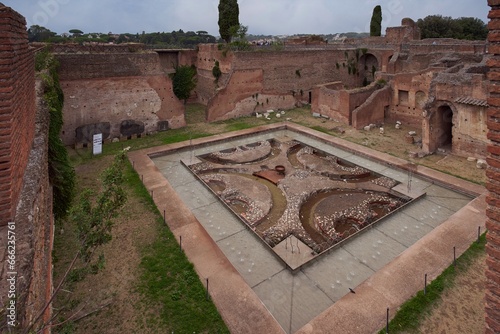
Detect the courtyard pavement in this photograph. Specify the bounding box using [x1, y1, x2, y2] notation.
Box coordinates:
[128, 122, 486, 334]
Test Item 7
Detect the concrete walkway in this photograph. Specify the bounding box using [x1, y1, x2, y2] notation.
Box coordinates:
[128, 123, 486, 334]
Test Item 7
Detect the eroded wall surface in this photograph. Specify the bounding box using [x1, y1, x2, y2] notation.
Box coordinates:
[387, 51, 488, 156]
[56, 51, 185, 146]
[197, 44, 376, 121]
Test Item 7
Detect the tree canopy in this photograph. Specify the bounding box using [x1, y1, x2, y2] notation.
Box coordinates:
[69, 29, 84, 35]
[417, 15, 487, 40]
[218, 0, 240, 43]
[370, 5, 382, 37]
[28, 25, 57, 42]
[25, 26, 217, 48]
[171, 65, 197, 104]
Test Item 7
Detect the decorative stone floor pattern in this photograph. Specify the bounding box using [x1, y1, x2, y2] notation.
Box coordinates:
[148, 127, 480, 334]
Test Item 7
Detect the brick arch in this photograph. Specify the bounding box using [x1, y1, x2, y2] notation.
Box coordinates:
[422, 101, 458, 153]
[359, 53, 379, 84]
[384, 52, 397, 73]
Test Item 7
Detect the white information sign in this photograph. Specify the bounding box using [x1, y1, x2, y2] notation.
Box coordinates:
[93, 133, 103, 155]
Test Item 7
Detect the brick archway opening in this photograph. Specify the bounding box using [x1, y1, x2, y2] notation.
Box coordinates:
[422, 103, 456, 154]
[359, 53, 379, 85]
[435, 105, 454, 150]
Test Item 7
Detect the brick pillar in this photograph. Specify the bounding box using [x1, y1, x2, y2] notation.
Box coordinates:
[487, 1, 500, 333]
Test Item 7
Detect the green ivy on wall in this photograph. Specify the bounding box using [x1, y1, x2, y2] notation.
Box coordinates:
[36, 48, 75, 219]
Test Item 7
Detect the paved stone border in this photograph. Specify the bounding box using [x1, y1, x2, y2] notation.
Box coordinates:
[129, 123, 486, 334]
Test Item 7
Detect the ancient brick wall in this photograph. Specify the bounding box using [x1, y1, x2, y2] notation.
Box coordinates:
[452, 104, 488, 157]
[407, 40, 486, 56]
[204, 62, 305, 122]
[385, 18, 421, 45]
[178, 49, 197, 67]
[41, 42, 144, 54]
[157, 51, 179, 72]
[311, 82, 349, 123]
[0, 5, 53, 332]
[56, 52, 185, 145]
[352, 85, 392, 129]
[56, 52, 163, 80]
[11, 79, 53, 330]
[232, 50, 361, 93]
[197, 44, 367, 121]
[388, 69, 435, 126]
[312, 82, 381, 125]
[394, 45, 485, 74]
[433, 73, 488, 156]
[0, 5, 36, 226]
[195, 44, 235, 106]
[486, 1, 500, 333]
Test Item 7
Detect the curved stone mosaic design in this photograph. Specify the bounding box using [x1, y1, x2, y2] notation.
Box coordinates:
[187, 137, 411, 266]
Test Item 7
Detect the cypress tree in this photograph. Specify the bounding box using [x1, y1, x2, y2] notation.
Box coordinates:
[218, 0, 239, 43]
[370, 5, 382, 37]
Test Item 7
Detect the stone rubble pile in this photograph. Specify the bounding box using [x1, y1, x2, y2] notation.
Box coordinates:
[371, 176, 398, 188]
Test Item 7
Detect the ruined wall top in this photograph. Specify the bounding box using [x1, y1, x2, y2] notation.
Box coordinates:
[386, 18, 421, 44]
[31, 42, 147, 54]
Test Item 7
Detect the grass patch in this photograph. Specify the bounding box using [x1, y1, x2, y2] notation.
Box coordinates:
[310, 125, 332, 135]
[68, 128, 212, 166]
[160, 129, 212, 145]
[378, 233, 486, 333]
[125, 163, 229, 333]
[225, 120, 256, 131]
[216, 114, 269, 132]
[418, 161, 485, 186]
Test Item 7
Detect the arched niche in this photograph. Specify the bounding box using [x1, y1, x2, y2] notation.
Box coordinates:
[359, 53, 379, 86]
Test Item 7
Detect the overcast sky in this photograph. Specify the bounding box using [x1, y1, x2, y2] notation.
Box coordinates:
[1, 0, 490, 36]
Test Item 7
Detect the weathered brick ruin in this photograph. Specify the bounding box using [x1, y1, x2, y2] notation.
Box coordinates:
[487, 1, 500, 332]
[0, 4, 53, 332]
[193, 19, 489, 158]
[52, 45, 187, 146]
[52, 19, 489, 159]
[0, 5, 36, 225]
[1, 1, 499, 332]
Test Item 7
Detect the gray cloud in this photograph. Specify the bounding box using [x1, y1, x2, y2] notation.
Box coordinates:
[2, 0, 489, 36]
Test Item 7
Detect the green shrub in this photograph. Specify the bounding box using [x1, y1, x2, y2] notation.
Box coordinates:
[212, 61, 222, 83]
